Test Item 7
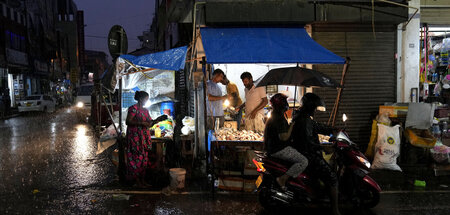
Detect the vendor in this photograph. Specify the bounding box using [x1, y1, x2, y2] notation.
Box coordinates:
[206, 69, 229, 131]
[221, 75, 243, 129]
[237, 72, 268, 133]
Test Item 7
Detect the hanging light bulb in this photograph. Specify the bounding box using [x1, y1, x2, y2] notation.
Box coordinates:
[223, 99, 230, 107]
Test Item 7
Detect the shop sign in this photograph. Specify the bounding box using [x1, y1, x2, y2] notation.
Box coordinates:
[108, 25, 128, 59]
[6, 48, 28, 66]
[34, 60, 49, 74]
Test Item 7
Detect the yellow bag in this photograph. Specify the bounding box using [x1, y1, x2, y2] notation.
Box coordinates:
[405, 128, 437, 148]
[365, 120, 378, 160]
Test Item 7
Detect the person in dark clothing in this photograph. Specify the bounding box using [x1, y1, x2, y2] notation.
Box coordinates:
[292, 93, 340, 215]
[264, 93, 308, 189]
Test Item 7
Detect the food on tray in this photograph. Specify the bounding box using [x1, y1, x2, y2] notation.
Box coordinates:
[319, 134, 331, 143]
[214, 128, 263, 141]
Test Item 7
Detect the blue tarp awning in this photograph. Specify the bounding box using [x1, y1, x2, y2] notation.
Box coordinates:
[200, 28, 345, 64]
[119, 46, 188, 71]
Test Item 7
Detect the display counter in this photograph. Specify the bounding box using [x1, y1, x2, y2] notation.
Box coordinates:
[209, 138, 264, 193]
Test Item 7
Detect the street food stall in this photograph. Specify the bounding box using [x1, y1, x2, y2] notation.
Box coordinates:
[97, 46, 189, 183]
[195, 27, 348, 192]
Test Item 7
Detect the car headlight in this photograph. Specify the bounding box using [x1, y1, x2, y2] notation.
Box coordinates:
[356, 155, 371, 169]
[76, 102, 84, 108]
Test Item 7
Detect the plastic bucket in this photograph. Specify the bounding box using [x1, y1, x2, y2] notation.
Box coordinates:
[169, 168, 186, 189]
[160, 101, 175, 116]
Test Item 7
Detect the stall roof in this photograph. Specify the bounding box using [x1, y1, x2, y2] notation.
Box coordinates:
[200, 27, 345, 64]
[119, 46, 188, 71]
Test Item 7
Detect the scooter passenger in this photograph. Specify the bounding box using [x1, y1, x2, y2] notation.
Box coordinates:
[292, 93, 341, 215]
[264, 93, 308, 190]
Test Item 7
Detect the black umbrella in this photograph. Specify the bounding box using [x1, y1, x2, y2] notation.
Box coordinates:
[255, 66, 340, 108]
[255, 66, 340, 88]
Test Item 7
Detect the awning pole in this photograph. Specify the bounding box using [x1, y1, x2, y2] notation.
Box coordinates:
[119, 78, 123, 134]
[201, 57, 209, 168]
[328, 57, 350, 126]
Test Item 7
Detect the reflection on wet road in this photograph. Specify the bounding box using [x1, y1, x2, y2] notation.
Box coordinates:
[0, 108, 116, 214]
[1, 108, 450, 214]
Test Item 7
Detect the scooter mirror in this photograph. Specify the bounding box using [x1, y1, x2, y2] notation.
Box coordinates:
[343, 114, 348, 122]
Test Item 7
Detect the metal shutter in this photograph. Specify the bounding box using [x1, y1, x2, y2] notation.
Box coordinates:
[312, 27, 397, 146]
[421, 8, 450, 26]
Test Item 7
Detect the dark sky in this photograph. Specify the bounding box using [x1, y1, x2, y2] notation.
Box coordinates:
[73, 0, 155, 61]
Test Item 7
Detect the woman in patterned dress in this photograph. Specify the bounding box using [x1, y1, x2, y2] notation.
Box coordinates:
[126, 91, 167, 187]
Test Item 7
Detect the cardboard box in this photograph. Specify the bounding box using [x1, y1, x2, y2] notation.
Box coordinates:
[379, 105, 408, 117]
[435, 108, 450, 118]
[218, 177, 244, 191]
[244, 179, 257, 192]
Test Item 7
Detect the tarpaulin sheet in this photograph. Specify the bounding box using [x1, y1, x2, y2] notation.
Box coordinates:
[200, 27, 345, 64]
[119, 46, 187, 71]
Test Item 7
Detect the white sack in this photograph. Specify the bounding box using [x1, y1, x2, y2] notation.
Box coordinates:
[371, 124, 402, 171]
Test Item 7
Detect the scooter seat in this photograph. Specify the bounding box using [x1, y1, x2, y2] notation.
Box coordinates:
[263, 156, 293, 170]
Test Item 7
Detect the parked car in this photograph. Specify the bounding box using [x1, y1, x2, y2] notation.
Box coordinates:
[18, 95, 56, 113]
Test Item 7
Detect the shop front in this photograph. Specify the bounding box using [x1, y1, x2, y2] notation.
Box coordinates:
[195, 27, 347, 192]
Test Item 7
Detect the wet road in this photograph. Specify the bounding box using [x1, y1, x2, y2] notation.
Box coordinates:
[1, 108, 450, 214]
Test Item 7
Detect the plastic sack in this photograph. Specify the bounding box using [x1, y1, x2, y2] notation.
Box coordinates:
[99, 123, 118, 142]
[182, 116, 195, 127]
[371, 124, 402, 171]
[181, 116, 195, 135]
[181, 126, 191, 135]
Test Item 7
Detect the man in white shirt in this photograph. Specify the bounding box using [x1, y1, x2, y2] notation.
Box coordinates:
[206, 69, 229, 131]
[237, 72, 268, 132]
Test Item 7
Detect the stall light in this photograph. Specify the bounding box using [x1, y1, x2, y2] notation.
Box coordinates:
[267, 111, 271, 119]
[223, 99, 230, 107]
[343, 114, 348, 122]
[144, 100, 152, 108]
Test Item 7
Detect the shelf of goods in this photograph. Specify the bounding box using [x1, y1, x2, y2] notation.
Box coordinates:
[210, 128, 264, 192]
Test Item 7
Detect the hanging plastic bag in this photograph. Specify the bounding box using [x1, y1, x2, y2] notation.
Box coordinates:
[371, 124, 402, 171]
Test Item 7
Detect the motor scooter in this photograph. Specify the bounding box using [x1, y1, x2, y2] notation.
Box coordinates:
[253, 115, 381, 211]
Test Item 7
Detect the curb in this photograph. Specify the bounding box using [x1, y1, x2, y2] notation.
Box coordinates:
[0, 113, 20, 120]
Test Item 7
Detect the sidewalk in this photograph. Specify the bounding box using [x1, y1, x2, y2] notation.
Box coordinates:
[369, 164, 450, 191]
[0, 108, 20, 120]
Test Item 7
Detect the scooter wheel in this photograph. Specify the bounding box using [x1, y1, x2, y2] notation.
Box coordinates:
[357, 183, 380, 208]
[258, 187, 280, 212]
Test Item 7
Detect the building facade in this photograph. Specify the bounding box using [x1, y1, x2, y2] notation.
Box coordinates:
[0, 0, 82, 107]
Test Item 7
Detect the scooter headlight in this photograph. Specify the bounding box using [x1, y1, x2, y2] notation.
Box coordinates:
[356, 156, 371, 169]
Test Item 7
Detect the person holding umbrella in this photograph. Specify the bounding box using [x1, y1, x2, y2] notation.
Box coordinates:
[264, 93, 308, 190]
[237, 72, 268, 132]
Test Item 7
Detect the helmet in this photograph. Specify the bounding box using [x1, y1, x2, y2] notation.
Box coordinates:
[301, 93, 326, 112]
[270, 93, 288, 112]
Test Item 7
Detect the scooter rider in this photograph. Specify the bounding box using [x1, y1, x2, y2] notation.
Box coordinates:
[292, 93, 341, 215]
[264, 93, 308, 190]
